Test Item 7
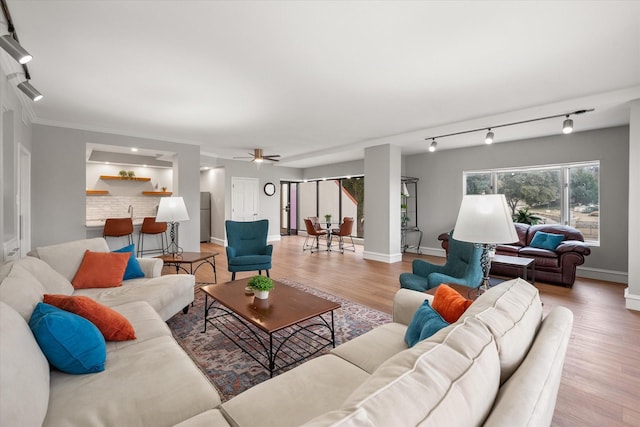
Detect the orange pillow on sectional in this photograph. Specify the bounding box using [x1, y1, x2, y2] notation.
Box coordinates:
[43, 294, 136, 341]
[431, 284, 474, 323]
[71, 250, 130, 289]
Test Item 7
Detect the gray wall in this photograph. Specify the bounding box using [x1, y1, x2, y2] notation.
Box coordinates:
[31, 124, 201, 250]
[405, 125, 629, 275]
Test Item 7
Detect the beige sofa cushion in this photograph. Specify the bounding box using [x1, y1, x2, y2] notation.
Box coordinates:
[45, 335, 220, 427]
[0, 302, 50, 427]
[20, 256, 74, 295]
[103, 301, 173, 353]
[461, 278, 543, 384]
[174, 409, 232, 427]
[223, 354, 370, 427]
[307, 317, 500, 426]
[0, 263, 45, 322]
[35, 237, 110, 281]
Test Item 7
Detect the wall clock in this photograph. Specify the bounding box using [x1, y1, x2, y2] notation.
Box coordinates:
[264, 182, 276, 196]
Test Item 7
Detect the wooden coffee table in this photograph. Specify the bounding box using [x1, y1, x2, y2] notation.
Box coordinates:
[201, 278, 341, 377]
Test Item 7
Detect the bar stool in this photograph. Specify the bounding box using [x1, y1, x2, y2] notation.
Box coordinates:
[137, 217, 168, 257]
[103, 218, 134, 247]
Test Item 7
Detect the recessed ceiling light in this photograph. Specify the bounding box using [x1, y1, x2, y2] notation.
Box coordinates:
[131, 147, 138, 152]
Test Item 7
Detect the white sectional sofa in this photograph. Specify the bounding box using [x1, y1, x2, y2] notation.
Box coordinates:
[1, 236, 572, 427]
[179, 278, 573, 427]
[0, 238, 220, 427]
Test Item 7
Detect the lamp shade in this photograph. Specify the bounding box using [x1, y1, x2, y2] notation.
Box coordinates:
[156, 197, 190, 222]
[453, 194, 518, 244]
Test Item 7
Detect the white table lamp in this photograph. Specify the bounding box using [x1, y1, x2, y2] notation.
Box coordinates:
[156, 196, 190, 256]
[453, 194, 518, 293]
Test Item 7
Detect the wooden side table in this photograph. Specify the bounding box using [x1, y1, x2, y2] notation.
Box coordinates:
[156, 251, 219, 285]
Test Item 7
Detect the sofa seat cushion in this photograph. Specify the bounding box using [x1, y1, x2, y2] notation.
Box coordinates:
[72, 274, 195, 321]
[518, 247, 559, 259]
[35, 237, 110, 282]
[174, 409, 232, 427]
[227, 254, 271, 267]
[222, 354, 370, 427]
[0, 302, 50, 427]
[103, 301, 172, 352]
[460, 278, 543, 384]
[331, 323, 408, 374]
[308, 317, 500, 427]
[45, 335, 220, 427]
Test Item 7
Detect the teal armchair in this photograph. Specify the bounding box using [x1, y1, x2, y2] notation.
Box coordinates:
[225, 220, 273, 280]
[399, 232, 483, 292]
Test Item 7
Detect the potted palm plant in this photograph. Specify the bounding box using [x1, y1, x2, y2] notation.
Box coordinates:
[248, 275, 274, 299]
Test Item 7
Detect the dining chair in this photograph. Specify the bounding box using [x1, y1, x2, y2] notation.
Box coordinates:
[103, 217, 134, 247]
[331, 217, 356, 253]
[303, 218, 328, 253]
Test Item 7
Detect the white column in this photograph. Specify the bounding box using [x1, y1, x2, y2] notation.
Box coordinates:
[626, 99, 640, 311]
[363, 144, 402, 263]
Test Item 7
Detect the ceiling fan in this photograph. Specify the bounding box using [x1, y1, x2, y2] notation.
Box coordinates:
[234, 148, 280, 163]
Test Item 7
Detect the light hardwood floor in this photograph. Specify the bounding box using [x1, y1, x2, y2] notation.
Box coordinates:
[196, 236, 640, 426]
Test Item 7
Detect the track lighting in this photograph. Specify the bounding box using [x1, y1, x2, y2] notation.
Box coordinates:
[0, 34, 31, 64]
[485, 129, 494, 144]
[562, 116, 573, 134]
[424, 109, 592, 150]
[17, 80, 42, 101]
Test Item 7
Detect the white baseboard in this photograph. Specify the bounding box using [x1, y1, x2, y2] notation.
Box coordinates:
[624, 288, 640, 311]
[209, 237, 225, 246]
[576, 266, 628, 284]
[268, 234, 282, 243]
[363, 251, 403, 263]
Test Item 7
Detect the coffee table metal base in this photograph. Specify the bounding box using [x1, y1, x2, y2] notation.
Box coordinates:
[203, 295, 336, 377]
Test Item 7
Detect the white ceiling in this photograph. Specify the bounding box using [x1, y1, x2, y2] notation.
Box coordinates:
[7, 1, 640, 168]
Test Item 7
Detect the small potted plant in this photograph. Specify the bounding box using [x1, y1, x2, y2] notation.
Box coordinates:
[248, 275, 274, 299]
[127, 170, 136, 179]
[118, 170, 129, 179]
[324, 214, 332, 224]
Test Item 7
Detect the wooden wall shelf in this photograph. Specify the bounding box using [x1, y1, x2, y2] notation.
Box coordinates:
[100, 175, 151, 182]
[86, 190, 109, 195]
[142, 191, 172, 196]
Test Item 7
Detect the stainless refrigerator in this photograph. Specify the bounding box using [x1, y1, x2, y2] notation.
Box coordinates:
[200, 192, 211, 243]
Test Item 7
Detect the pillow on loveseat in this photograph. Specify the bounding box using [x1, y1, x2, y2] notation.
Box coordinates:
[113, 244, 145, 280]
[404, 300, 449, 347]
[71, 250, 130, 289]
[432, 284, 473, 323]
[529, 231, 565, 251]
[29, 302, 106, 374]
[43, 294, 136, 341]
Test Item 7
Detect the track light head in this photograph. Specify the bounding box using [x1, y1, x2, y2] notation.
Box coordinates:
[17, 80, 43, 101]
[562, 116, 573, 134]
[485, 129, 494, 144]
[0, 34, 32, 64]
[429, 139, 437, 152]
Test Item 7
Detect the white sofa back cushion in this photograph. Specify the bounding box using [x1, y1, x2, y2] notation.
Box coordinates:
[461, 278, 543, 384]
[0, 301, 50, 427]
[310, 317, 500, 426]
[35, 238, 110, 282]
[19, 256, 74, 296]
[0, 263, 46, 322]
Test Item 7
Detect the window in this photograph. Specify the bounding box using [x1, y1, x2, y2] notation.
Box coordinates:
[464, 162, 599, 244]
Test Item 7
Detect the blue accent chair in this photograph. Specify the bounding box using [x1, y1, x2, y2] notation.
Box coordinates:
[225, 220, 273, 281]
[399, 232, 483, 292]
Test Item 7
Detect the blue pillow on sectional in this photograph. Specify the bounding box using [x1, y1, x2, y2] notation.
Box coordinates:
[404, 300, 450, 348]
[530, 231, 565, 251]
[113, 244, 145, 280]
[29, 302, 106, 374]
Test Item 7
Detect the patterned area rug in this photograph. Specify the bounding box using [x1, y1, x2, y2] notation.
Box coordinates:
[166, 279, 391, 402]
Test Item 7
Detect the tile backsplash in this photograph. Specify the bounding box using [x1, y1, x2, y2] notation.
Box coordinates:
[87, 196, 163, 221]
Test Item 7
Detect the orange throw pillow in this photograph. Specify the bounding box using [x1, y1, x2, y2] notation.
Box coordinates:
[71, 250, 130, 289]
[43, 294, 136, 341]
[432, 284, 473, 323]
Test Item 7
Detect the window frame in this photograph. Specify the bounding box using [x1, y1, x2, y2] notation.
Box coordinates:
[463, 161, 600, 245]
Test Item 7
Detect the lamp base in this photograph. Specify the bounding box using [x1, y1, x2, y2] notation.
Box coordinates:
[476, 243, 495, 295]
[165, 222, 183, 256]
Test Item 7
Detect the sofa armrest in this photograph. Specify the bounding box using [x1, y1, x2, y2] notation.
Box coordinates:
[392, 288, 433, 326]
[556, 240, 591, 256]
[137, 257, 163, 277]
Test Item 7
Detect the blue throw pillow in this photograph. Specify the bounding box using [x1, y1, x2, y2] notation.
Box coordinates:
[113, 244, 145, 280]
[530, 231, 565, 251]
[404, 300, 449, 347]
[29, 302, 106, 374]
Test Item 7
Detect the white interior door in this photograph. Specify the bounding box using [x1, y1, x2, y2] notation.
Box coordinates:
[231, 177, 259, 221]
